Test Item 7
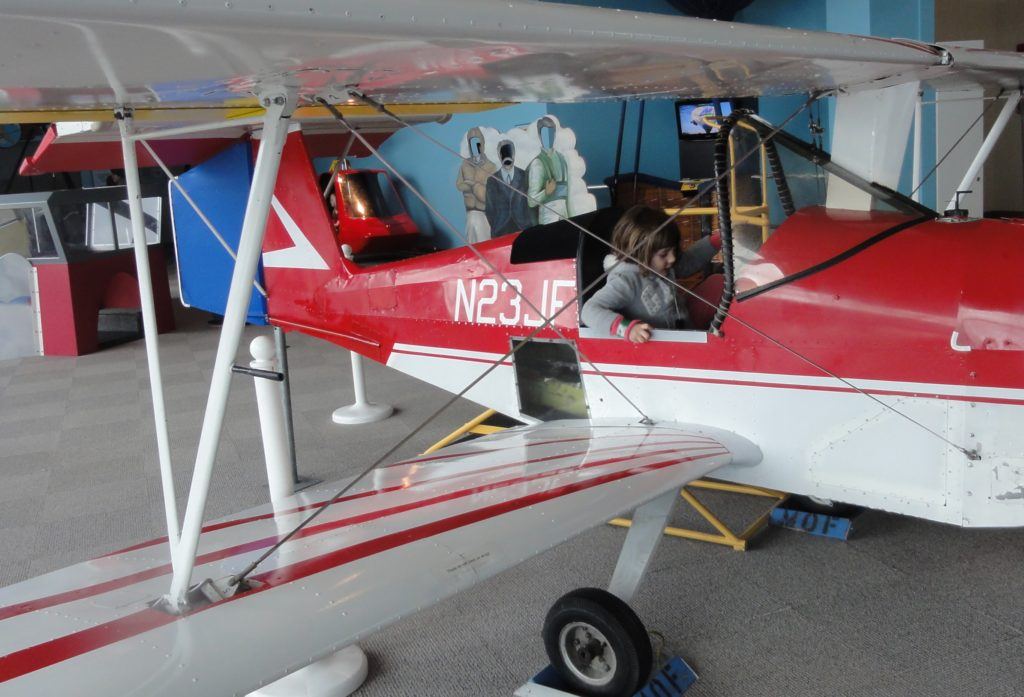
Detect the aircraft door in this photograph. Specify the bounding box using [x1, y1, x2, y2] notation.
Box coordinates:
[511, 338, 589, 421]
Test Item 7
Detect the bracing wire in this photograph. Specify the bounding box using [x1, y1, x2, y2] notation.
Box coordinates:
[319, 100, 652, 424]
[229, 233, 647, 588]
[230, 95, 820, 587]
[354, 90, 979, 461]
[233, 89, 980, 587]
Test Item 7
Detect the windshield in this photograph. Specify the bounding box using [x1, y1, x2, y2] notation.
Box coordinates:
[338, 171, 405, 220]
[53, 198, 161, 253]
[0, 206, 57, 259]
[723, 115, 933, 295]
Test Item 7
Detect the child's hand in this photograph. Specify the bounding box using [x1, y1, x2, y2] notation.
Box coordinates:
[628, 322, 652, 343]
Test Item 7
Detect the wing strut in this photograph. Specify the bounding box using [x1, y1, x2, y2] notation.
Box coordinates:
[116, 109, 181, 568]
[608, 488, 679, 603]
[165, 91, 295, 609]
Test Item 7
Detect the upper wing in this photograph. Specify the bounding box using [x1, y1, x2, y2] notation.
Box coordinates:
[0, 418, 757, 696]
[0, 0, 1020, 119]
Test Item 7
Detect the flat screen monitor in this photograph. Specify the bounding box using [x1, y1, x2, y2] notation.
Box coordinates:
[676, 100, 733, 138]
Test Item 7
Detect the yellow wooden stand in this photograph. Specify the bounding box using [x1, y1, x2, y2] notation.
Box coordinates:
[609, 480, 787, 551]
[421, 409, 502, 455]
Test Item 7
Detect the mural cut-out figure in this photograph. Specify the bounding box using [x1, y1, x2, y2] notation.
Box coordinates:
[455, 127, 497, 243]
[527, 116, 570, 225]
[485, 139, 534, 237]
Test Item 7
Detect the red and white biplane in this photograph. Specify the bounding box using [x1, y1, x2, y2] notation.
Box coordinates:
[0, 1, 1023, 695]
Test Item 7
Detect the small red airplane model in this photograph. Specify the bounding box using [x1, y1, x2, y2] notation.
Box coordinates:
[0, 1, 1022, 696]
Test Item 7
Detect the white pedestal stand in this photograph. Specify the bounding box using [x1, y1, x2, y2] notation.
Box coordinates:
[332, 352, 393, 425]
[248, 645, 368, 697]
[250, 336, 294, 503]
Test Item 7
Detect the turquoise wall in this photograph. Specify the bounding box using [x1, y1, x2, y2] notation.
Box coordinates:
[737, 0, 936, 207]
[549, 100, 682, 188]
[339, 0, 938, 246]
[342, 104, 547, 246]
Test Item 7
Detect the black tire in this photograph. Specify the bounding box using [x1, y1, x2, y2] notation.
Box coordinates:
[543, 587, 653, 697]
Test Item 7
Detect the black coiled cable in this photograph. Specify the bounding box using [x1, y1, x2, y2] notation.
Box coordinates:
[764, 139, 796, 217]
[710, 112, 741, 335]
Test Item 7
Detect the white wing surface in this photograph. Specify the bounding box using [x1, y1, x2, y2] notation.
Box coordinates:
[0, 0, 1020, 117]
[0, 419, 755, 696]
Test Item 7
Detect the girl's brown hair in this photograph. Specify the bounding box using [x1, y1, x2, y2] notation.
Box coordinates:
[610, 205, 679, 275]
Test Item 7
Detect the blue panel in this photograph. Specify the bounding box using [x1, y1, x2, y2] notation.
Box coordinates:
[770, 507, 854, 540]
[171, 140, 267, 323]
[530, 656, 697, 695]
[637, 657, 698, 696]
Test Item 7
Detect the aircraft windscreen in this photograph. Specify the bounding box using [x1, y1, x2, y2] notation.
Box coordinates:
[339, 172, 405, 221]
[0, 207, 57, 259]
[54, 198, 161, 254]
[726, 118, 931, 295]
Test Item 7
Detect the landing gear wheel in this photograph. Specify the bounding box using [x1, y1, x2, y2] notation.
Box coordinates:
[543, 588, 652, 697]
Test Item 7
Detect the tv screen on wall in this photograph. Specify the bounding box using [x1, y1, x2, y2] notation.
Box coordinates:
[676, 100, 733, 138]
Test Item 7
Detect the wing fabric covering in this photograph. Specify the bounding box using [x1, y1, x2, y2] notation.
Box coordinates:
[0, 0, 1020, 116]
[0, 419, 748, 696]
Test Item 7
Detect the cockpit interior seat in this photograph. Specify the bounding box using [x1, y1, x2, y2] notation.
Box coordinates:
[684, 272, 725, 330]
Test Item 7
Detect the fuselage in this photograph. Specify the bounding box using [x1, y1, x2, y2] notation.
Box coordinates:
[265, 196, 1024, 528]
[259, 128, 1024, 528]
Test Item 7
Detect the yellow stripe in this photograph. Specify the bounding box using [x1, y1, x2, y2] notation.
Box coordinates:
[0, 101, 512, 124]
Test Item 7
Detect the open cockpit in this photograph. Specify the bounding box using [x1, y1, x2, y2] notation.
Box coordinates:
[510, 113, 938, 340]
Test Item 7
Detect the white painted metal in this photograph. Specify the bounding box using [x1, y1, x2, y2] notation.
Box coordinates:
[912, 92, 923, 203]
[944, 91, 1023, 213]
[168, 93, 293, 607]
[331, 352, 394, 425]
[0, 1, 1022, 117]
[514, 682, 580, 697]
[935, 41, 985, 218]
[828, 82, 918, 211]
[30, 265, 42, 356]
[250, 336, 294, 504]
[140, 138, 267, 297]
[0, 253, 37, 361]
[936, 85, 985, 218]
[117, 110, 180, 564]
[607, 488, 679, 604]
[383, 342, 1024, 528]
[128, 116, 266, 141]
[247, 645, 368, 697]
[0, 420, 736, 695]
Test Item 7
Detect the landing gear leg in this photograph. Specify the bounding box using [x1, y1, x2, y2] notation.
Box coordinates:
[608, 488, 679, 603]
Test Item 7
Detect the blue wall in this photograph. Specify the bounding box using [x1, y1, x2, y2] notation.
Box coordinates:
[337, 0, 939, 244]
[738, 0, 936, 208]
[341, 104, 547, 248]
[549, 100, 681, 188]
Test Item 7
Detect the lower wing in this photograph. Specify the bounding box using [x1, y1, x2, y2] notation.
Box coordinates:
[0, 418, 759, 696]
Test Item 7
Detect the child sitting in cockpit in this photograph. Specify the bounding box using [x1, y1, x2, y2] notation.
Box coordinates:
[581, 205, 719, 343]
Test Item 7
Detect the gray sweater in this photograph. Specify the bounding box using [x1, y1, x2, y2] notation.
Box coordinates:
[580, 237, 716, 335]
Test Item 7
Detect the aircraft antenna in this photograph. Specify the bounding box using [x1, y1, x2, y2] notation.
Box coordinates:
[350, 91, 981, 463]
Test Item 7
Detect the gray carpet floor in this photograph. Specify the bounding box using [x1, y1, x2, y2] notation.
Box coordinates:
[1, 301, 1022, 696]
